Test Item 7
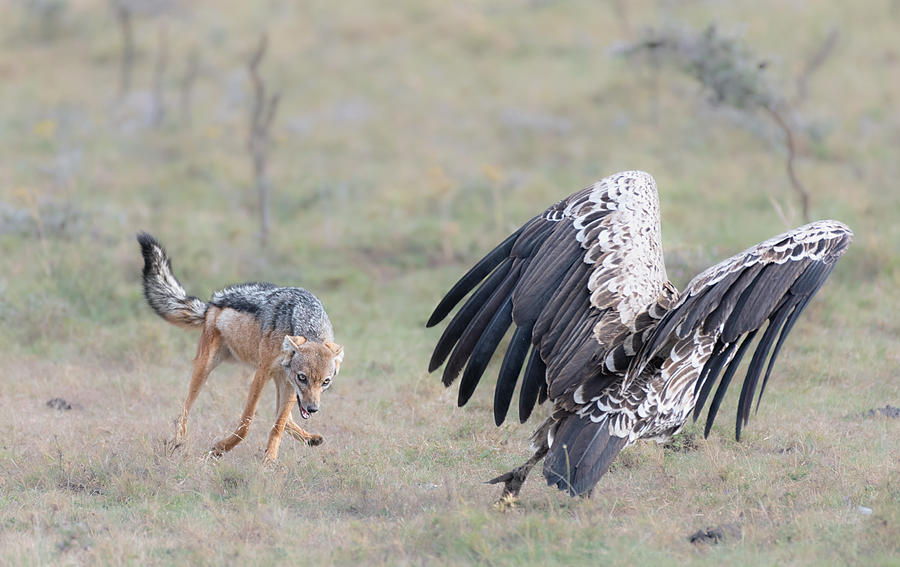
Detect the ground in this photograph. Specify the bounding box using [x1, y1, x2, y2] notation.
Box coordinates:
[0, 0, 898, 564]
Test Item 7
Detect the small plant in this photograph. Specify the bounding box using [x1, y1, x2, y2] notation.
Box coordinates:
[619, 25, 824, 223]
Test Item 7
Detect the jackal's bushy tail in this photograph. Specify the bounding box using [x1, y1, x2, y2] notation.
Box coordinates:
[137, 232, 207, 328]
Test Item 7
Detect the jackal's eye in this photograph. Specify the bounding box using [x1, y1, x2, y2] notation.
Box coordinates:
[323, 377, 331, 388]
[297, 372, 308, 383]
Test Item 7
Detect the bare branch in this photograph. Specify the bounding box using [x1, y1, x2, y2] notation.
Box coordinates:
[150, 24, 169, 127]
[180, 46, 200, 126]
[794, 28, 839, 105]
[248, 34, 268, 141]
[621, 26, 812, 222]
[249, 33, 268, 74]
[246, 33, 281, 247]
[767, 194, 792, 229]
[609, 0, 631, 40]
[764, 105, 810, 223]
[264, 93, 280, 130]
[115, 4, 135, 99]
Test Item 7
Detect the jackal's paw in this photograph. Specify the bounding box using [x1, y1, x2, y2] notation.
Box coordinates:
[262, 455, 279, 469]
[307, 434, 324, 447]
[204, 448, 225, 462]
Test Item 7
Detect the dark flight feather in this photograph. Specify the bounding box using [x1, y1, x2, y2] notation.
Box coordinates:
[493, 323, 534, 425]
[705, 330, 758, 437]
[429, 259, 514, 373]
[458, 296, 514, 407]
[518, 347, 546, 423]
[692, 339, 738, 422]
[442, 263, 522, 387]
[426, 226, 523, 328]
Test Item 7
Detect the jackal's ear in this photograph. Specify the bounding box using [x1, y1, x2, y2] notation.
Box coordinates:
[282, 335, 307, 354]
[325, 341, 344, 374]
[324, 341, 344, 361]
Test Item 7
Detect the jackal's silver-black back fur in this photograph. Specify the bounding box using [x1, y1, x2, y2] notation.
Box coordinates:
[138, 232, 208, 328]
[210, 284, 334, 342]
[137, 233, 334, 341]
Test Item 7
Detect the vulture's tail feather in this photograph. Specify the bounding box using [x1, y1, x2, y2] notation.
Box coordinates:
[543, 416, 627, 496]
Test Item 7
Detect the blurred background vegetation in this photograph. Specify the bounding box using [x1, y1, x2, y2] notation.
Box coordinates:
[0, 0, 897, 564]
[2, 0, 899, 356]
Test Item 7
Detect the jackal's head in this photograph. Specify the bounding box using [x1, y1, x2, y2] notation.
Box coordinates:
[280, 335, 344, 420]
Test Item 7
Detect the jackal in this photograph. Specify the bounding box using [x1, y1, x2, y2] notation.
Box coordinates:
[137, 233, 343, 463]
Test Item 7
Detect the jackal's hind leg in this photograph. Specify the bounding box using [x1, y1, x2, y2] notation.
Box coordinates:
[171, 325, 225, 451]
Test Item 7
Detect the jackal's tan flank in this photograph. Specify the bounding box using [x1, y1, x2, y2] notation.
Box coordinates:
[137, 233, 343, 463]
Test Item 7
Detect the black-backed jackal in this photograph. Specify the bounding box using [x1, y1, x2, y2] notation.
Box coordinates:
[137, 233, 343, 463]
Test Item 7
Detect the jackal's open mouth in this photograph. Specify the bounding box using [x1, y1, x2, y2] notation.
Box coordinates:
[296, 394, 310, 420]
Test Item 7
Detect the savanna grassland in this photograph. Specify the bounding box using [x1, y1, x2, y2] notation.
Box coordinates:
[1, 0, 898, 564]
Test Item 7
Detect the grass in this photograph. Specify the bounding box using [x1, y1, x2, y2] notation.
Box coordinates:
[1, 0, 899, 564]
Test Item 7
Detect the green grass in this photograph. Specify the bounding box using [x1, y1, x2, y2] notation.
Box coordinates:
[1, 0, 898, 564]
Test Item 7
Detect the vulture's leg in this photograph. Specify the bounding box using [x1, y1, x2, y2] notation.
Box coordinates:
[486, 441, 549, 502]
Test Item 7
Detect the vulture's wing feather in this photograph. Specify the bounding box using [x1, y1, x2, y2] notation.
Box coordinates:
[427, 171, 671, 426]
[426, 227, 523, 328]
[629, 220, 853, 440]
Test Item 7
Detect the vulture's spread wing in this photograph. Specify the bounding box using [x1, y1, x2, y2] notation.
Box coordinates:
[427, 171, 671, 425]
[628, 220, 853, 440]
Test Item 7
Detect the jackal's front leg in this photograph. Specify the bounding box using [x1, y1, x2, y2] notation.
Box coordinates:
[285, 419, 324, 446]
[266, 419, 323, 464]
[272, 376, 323, 450]
[264, 378, 296, 464]
[210, 362, 270, 458]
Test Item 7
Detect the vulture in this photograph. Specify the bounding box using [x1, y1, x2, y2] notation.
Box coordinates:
[426, 170, 852, 499]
